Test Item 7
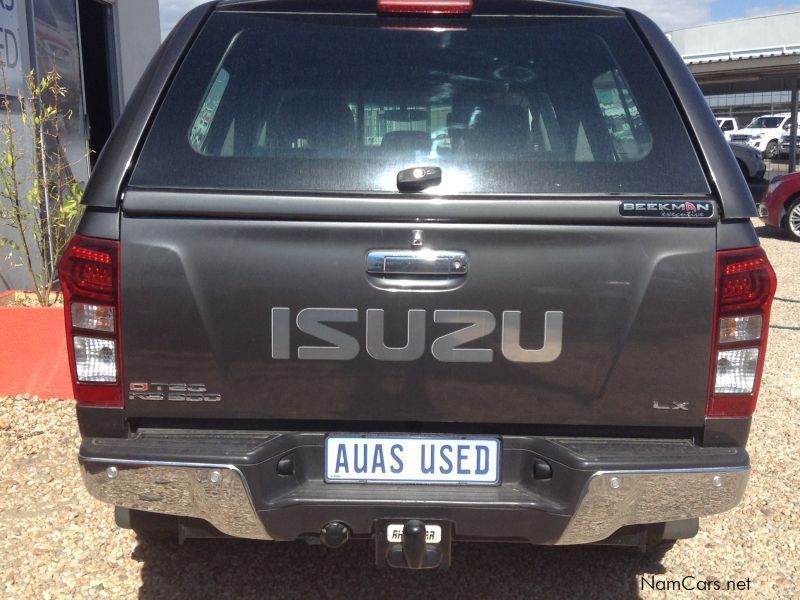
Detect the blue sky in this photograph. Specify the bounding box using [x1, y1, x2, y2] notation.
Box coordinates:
[590, 0, 800, 31]
[713, 0, 799, 20]
[158, 1, 800, 37]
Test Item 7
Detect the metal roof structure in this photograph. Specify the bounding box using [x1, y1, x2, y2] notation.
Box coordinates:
[669, 12, 800, 95]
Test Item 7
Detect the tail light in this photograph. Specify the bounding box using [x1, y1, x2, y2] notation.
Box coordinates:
[707, 248, 777, 418]
[58, 235, 122, 407]
[377, 0, 473, 15]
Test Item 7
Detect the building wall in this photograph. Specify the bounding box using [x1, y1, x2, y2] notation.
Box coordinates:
[670, 12, 800, 60]
[111, 0, 161, 105]
[0, 0, 32, 95]
[0, 0, 160, 293]
[0, 0, 36, 292]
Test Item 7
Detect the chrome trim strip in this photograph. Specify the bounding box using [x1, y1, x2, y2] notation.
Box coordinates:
[80, 458, 270, 540]
[556, 466, 750, 545]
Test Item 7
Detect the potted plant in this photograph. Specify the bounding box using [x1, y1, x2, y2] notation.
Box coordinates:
[0, 68, 84, 399]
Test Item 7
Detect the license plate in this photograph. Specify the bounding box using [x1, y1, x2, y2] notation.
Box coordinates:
[387, 523, 442, 544]
[324, 436, 500, 484]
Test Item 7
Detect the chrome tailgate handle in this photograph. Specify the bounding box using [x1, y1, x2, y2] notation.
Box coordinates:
[367, 250, 468, 276]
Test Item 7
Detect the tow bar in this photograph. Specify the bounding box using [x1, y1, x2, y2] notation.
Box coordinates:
[375, 519, 453, 569]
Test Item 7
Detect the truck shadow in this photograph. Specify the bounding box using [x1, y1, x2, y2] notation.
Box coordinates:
[754, 224, 790, 241]
[134, 538, 669, 599]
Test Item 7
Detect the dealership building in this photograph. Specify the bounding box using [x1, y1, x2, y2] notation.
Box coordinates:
[0, 0, 160, 291]
[670, 11, 800, 131]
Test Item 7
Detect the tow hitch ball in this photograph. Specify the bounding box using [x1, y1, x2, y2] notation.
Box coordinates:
[377, 520, 452, 570]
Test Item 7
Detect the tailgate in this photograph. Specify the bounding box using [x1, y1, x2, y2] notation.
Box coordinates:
[120, 204, 716, 428]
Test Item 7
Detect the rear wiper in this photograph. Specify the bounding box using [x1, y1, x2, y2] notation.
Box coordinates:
[397, 166, 442, 192]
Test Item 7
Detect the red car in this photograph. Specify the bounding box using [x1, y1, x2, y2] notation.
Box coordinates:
[760, 172, 800, 241]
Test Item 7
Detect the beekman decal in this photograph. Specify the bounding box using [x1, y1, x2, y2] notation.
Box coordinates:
[619, 201, 714, 218]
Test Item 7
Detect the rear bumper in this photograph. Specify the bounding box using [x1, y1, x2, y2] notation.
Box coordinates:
[79, 432, 749, 545]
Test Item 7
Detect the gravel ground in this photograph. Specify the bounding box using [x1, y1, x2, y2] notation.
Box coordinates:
[1, 228, 798, 599]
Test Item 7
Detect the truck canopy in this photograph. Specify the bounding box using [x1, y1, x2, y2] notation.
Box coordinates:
[117, 11, 717, 431]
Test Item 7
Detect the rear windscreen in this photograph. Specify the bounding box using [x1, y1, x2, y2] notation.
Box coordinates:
[130, 13, 710, 195]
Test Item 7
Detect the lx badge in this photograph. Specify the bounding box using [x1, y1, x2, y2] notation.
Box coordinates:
[653, 401, 690, 411]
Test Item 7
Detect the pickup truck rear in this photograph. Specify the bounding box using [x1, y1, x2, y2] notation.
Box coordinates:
[60, 0, 776, 568]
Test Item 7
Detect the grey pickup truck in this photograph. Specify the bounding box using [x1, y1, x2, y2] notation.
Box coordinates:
[59, 0, 777, 569]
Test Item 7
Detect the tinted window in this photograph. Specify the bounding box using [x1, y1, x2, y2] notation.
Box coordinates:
[132, 13, 709, 195]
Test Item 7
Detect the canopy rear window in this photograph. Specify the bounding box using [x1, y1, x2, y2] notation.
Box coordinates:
[130, 12, 710, 195]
